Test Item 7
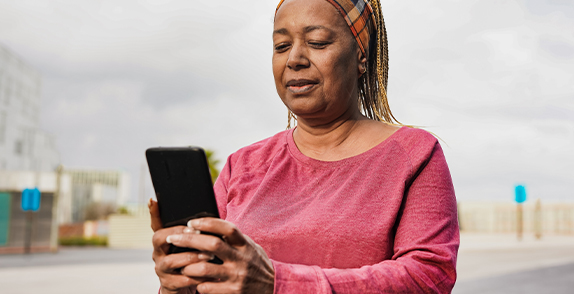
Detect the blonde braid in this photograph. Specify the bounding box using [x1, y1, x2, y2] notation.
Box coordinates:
[287, 110, 296, 129]
[359, 0, 400, 125]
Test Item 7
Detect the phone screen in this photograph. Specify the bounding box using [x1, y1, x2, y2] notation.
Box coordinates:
[146, 147, 220, 228]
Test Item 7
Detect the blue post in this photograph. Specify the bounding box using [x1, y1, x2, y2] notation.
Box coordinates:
[515, 185, 527, 204]
[21, 188, 41, 253]
[21, 188, 41, 212]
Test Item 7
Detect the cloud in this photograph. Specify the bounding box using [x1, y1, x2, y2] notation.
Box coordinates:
[522, 0, 574, 18]
[0, 0, 572, 202]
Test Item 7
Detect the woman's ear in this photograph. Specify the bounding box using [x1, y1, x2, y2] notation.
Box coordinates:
[358, 51, 368, 77]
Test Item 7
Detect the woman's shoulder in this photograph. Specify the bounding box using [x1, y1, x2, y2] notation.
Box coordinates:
[388, 126, 441, 161]
[392, 126, 437, 145]
[227, 129, 291, 168]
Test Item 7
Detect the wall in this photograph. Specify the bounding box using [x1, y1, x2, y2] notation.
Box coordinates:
[108, 212, 153, 249]
[459, 201, 574, 235]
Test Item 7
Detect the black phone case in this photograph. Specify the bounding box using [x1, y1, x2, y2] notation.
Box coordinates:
[146, 147, 223, 264]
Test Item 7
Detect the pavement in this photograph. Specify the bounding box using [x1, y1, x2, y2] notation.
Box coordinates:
[0, 233, 573, 293]
[454, 233, 574, 294]
[0, 247, 158, 294]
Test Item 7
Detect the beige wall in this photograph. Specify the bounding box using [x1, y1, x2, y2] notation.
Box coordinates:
[459, 201, 574, 235]
[108, 213, 153, 249]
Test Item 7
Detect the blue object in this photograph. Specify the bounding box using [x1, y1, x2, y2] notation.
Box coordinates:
[21, 188, 41, 212]
[0, 192, 11, 246]
[515, 185, 527, 204]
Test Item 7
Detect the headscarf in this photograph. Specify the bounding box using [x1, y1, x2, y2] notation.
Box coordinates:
[275, 0, 377, 59]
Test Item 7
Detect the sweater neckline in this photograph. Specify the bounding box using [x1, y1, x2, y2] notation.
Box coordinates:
[285, 126, 406, 168]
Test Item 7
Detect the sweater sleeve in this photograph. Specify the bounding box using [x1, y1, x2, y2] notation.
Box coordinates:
[271, 142, 459, 293]
[213, 155, 232, 220]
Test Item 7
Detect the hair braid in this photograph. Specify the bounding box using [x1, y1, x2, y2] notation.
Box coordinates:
[358, 0, 400, 125]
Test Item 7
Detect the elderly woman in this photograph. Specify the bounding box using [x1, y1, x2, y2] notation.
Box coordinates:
[149, 0, 459, 293]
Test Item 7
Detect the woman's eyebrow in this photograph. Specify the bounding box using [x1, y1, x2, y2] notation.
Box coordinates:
[273, 28, 289, 36]
[273, 25, 333, 36]
[303, 25, 331, 33]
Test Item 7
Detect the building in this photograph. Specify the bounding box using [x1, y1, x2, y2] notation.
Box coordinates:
[0, 44, 59, 172]
[62, 168, 130, 223]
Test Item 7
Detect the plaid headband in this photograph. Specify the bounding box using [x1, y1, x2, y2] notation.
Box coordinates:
[275, 0, 377, 58]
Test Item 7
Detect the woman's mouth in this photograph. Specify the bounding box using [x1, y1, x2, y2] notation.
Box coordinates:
[286, 79, 318, 94]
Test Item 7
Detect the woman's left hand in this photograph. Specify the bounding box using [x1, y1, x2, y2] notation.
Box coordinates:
[165, 218, 275, 294]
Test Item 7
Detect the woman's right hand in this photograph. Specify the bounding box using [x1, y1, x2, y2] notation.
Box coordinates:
[149, 199, 211, 294]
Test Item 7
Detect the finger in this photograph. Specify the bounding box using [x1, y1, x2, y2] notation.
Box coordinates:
[181, 261, 229, 281]
[197, 281, 238, 294]
[152, 226, 186, 255]
[148, 198, 163, 232]
[158, 251, 215, 274]
[166, 233, 236, 261]
[188, 218, 247, 247]
[158, 274, 199, 292]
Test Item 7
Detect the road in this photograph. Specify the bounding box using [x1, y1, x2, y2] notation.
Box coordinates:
[454, 262, 574, 294]
[454, 233, 574, 294]
[0, 247, 158, 294]
[1, 233, 573, 293]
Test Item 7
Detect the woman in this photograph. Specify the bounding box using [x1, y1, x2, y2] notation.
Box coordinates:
[149, 0, 459, 293]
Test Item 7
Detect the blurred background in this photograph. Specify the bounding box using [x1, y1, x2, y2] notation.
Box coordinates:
[0, 0, 573, 293]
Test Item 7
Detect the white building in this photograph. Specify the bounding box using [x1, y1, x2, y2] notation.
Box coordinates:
[0, 44, 59, 172]
[64, 168, 130, 223]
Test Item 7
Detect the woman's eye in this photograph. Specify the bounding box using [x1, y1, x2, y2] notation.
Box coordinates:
[274, 44, 290, 52]
[309, 41, 329, 48]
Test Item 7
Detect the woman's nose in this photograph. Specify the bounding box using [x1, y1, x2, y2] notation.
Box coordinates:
[286, 42, 310, 70]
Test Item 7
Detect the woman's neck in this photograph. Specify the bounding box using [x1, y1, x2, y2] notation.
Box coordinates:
[293, 108, 368, 161]
[292, 108, 399, 161]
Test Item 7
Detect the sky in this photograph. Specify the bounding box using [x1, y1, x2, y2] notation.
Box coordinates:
[0, 0, 572, 204]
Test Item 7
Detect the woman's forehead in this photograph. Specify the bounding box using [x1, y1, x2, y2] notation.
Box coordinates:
[274, 0, 345, 30]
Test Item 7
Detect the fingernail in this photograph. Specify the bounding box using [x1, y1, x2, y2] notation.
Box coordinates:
[147, 198, 152, 208]
[183, 228, 201, 234]
[188, 219, 201, 228]
[166, 235, 181, 244]
[198, 253, 215, 261]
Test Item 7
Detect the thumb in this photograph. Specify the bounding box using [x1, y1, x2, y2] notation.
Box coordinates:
[148, 198, 163, 232]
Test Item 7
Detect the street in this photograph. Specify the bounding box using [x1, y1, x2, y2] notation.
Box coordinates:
[1, 233, 573, 293]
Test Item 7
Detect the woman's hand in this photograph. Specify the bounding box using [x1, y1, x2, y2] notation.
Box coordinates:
[166, 218, 275, 294]
[149, 199, 208, 294]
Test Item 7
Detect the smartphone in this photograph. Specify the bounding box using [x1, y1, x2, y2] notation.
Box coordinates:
[146, 146, 223, 262]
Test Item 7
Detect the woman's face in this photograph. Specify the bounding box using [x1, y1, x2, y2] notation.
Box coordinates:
[273, 0, 364, 123]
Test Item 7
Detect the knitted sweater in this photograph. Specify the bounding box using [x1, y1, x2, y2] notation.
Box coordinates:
[214, 127, 459, 293]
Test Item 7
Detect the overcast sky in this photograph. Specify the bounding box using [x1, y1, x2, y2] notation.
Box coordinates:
[1, 0, 572, 203]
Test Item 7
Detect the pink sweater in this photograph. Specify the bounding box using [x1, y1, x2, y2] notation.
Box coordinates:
[214, 127, 459, 293]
